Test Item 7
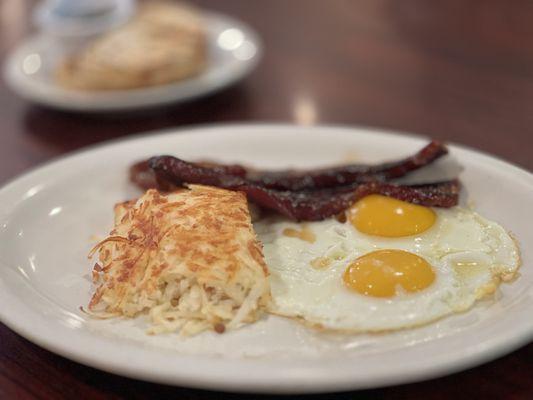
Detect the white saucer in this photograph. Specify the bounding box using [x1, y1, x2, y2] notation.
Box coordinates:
[3, 12, 261, 111]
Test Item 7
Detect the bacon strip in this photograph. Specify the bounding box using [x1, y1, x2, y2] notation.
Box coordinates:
[131, 141, 448, 192]
[233, 180, 459, 221]
[248, 140, 448, 190]
[148, 155, 459, 221]
[130, 159, 247, 191]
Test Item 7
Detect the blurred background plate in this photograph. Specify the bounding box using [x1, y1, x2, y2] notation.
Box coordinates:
[2, 11, 261, 112]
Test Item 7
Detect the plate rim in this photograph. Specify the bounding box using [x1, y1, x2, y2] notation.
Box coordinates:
[0, 123, 532, 394]
[2, 11, 262, 112]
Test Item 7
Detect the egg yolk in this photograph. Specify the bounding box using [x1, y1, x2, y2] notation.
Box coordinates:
[348, 195, 436, 237]
[343, 250, 435, 297]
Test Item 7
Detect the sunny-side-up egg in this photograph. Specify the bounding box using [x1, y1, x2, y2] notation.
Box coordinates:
[254, 195, 520, 332]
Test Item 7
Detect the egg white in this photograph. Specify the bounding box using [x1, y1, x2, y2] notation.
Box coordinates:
[254, 207, 520, 332]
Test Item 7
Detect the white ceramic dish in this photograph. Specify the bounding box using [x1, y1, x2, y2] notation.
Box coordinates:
[0, 125, 531, 394]
[2, 12, 261, 112]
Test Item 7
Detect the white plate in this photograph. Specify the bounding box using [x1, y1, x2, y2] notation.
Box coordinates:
[0, 125, 532, 394]
[2, 12, 261, 112]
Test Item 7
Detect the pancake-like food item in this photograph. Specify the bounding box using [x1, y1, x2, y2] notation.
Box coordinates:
[57, 2, 206, 90]
[88, 186, 270, 336]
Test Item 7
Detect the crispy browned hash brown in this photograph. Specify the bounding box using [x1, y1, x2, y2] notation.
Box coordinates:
[88, 185, 271, 336]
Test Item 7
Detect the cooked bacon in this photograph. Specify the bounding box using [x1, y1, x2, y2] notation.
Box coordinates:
[131, 141, 447, 191]
[248, 140, 448, 190]
[130, 159, 247, 191]
[238, 180, 459, 221]
[148, 155, 460, 221]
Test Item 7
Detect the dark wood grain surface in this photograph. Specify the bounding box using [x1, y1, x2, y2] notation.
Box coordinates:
[1, 0, 532, 398]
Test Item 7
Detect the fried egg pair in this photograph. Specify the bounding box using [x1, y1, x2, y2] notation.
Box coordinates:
[255, 196, 520, 332]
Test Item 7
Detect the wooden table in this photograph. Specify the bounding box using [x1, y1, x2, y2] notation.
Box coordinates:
[1, 0, 532, 398]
